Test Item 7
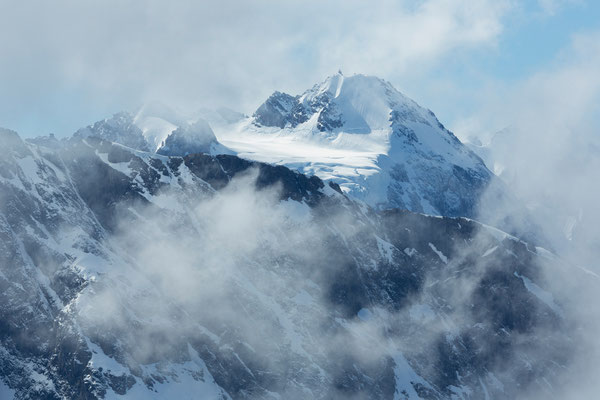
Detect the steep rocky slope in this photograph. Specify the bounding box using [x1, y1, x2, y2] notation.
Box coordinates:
[0, 128, 588, 399]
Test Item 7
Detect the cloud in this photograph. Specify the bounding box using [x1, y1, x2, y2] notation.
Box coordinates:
[0, 0, 511, 136]
[74, 167, 396, 397]
[63, 156, 582, 398]
[456, 29, 600, 138]
[465, 30, 600, 258]
[536, 0, 583, 16]
[462, 29, 600, 399]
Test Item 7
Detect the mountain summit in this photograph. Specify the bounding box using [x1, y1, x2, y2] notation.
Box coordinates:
[215, 73, 493, 217]
[66, 74, 497, 220]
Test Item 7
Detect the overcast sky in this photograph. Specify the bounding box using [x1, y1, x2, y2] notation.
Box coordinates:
[0, 0, 598, 138]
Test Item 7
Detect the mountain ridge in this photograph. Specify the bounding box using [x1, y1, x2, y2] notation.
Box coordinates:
[0, 127, 583, 399]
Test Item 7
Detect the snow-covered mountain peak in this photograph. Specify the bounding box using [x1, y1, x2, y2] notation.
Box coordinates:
[157, 118, 231, 156]
[252, 73, 443, 138]
[74, 112, 150, 152]
[216, 73, 492, 216]
[66, 74, 492, 218]
[299, 70, 345, 101]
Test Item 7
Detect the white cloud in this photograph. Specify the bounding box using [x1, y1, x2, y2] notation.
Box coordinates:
[455, 30, 600, 399]
[537, 0, 583, 16]
[467, 29, 600, 274]
[0, 0, 511, 135]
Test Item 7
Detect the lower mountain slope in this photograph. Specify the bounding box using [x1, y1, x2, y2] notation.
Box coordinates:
[0, 128, 591, 399]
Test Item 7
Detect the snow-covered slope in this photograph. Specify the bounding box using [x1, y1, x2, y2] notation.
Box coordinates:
[214, 72, 493, 217]
[0, 128, 584, 399]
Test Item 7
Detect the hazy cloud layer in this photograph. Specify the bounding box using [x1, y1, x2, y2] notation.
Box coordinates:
[463, 30, 600, 271]
[0, 0, 513, 136]
[76, 165, 581, 398]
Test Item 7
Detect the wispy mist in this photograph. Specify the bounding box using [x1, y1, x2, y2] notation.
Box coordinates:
[465, 32, 600, 397]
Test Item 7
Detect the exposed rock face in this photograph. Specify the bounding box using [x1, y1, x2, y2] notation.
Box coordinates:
[253, 91, 302, 128]
[0, 129, 588, 399]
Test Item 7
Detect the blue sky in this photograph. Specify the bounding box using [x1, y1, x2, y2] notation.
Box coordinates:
[0, 0, 598, 139]
[399, 0, 600, 139]
[488, 1, 599, 80]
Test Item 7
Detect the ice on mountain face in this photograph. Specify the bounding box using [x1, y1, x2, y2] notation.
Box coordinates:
[428, 242, 448, 264]
[216, 73, 492, 217]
